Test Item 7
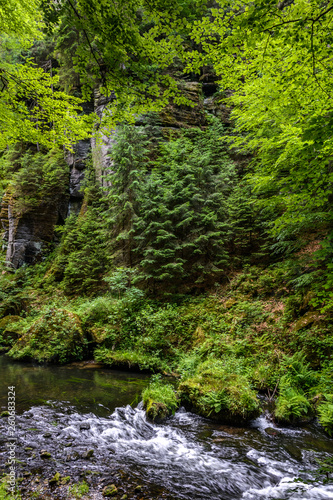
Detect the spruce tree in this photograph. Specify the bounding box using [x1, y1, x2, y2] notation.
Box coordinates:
[104, 125, 150, 267]
[134, 119, 236, 292]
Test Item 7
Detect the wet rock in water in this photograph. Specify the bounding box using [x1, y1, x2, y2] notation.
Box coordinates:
[40, 450, 51, 458]
[146, 402, 169, 423]
[217, 425, 247, 435]
[82, 449, 94, 459]
[65, 451, 80, 461]
[80, 422, 91, 430]
[103, 484, 118, 497]
[49, 472, 61, 485]
[283, 443, 303, 461]
[265, 427, 281, 437]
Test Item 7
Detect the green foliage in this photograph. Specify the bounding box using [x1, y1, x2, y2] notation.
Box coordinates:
[68, 481, 89, 499]
[74, 296, 116, 327]
[318, 396, 333, 437]
[46, 189, 110, 296]
[179, 358, 260, 423]
[0, 475, 21, 499]
[94, 345, 168, 372]
[8, 308, 88, 364]
[0, 147, 68, 214]
[53, 0, 204, 123]
[275, 387, 311, 424]
[142, 377, 178, 421]
[227, 182, 270, 264]
[104, 125, 150, 268]
[0, 0, 42, 45]
[178, 352, 202, 379]
[183, 0, 333, 308]
[280, 352, 318, 393]
[134, 119, 235, 290]
[199, 390, 230, 416]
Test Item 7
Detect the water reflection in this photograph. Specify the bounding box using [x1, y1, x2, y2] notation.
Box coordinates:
[0, 355, 149, 416]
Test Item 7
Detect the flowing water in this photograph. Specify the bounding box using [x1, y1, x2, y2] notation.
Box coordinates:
[0, 355, 333, 499]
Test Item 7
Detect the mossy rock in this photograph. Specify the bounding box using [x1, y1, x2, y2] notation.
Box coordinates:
[89, 326, 109, 344]
[0, 315, 22, 345]
[142, 382, 179, 422]
[179, 360, 260, 425]
[49, 472, 61, 485]
[293, 310, 323, 332]
[103, 484, 118, 497]
[40, 450, 51, 458]
[146, 401, 169, 423]
[8, 308, 88, 364]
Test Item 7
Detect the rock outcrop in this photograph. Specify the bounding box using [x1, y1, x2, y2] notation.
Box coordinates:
[1, 191, 69, 269]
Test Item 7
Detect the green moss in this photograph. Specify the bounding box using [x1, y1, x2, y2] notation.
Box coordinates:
[94, 346, 168, 372]
[102, 484, 117, 497]
[142, 378, 179, 422]
[179, 358, 260, 424]
[49, 472, 61, 485]
[0, 315, 22, 347]
[68, 481, 89, 499]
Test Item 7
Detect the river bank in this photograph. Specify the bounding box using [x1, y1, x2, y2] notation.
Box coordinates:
[1, 356, 333, 500]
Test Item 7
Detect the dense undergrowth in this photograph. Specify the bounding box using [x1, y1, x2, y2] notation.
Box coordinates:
[1, 243, 333, 430]
[1, 116, 333, 433]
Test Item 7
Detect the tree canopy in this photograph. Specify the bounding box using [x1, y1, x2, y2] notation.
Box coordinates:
[0, 0, 93, 150]
[186, 0, 333, 237]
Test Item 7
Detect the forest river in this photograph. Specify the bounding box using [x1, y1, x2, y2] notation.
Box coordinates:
[1, 356, 333, 499]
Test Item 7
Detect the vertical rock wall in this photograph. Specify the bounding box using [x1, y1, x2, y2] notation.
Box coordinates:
[0, 191, 69, 269]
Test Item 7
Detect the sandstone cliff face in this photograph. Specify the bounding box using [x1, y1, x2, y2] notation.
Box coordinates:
[1, 190, 69, 269]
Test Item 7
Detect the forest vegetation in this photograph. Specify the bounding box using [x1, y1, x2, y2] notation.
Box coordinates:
[0, 0, 333, 436]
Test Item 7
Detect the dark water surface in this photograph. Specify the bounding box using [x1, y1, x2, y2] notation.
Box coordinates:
[1, 355, 333, 499]
[0, 355, 149, 416]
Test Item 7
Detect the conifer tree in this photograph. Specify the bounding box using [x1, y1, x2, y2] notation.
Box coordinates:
[134, 119, 236, 291]
[104, 125, 150, 267]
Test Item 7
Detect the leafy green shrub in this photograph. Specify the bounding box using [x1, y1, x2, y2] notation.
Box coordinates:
[251, 362, 279, 391]
[280, 352, 317, 392]
[135, 303, 195, 357]
[68, 481, 89, 499]
[198, 390, 230, 416]
[179, 358, 260, 423]
[177, 352, 202, 379]
[275, 387, 311, 424]
[8, 308, 88, 364]
[74, 296, 115, 326]
[142, 376, 178, 421]
[0, 315, 22, 347]
[318, 396, 333, 436]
